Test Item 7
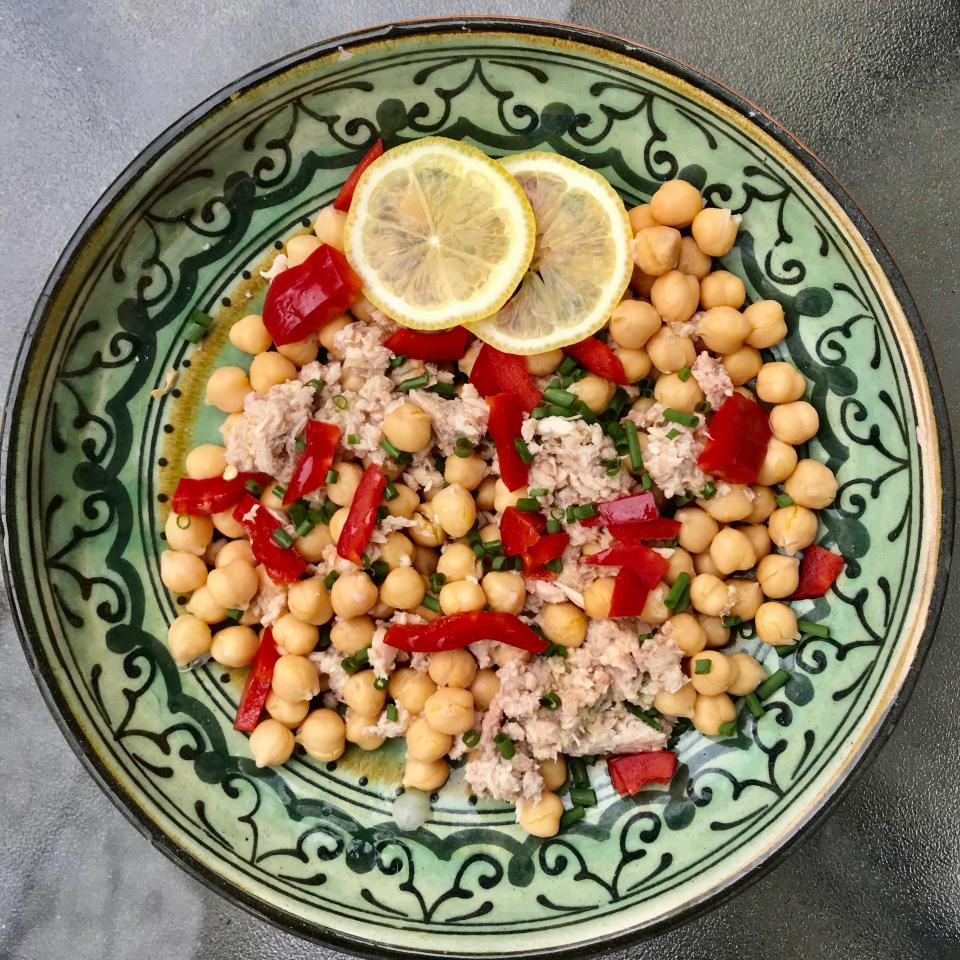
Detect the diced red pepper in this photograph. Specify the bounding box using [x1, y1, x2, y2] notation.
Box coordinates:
[470, 343, 542, 412]
[792, 544, 845, 600]
[283, 421, 341, 505]
[384, 611, 547, 654]
[500, 507, 546, 557]
[486, 393, 529, 491]
[232, 494, 307, 583]
[385, 326, 472, 362]
[609, 519, 682, 543]
[697, 393, 772, 484]
[581, 492, 659, 527]
[607, 751, 677, 796]
[333, 139, 384, 212]
[233, 628, 280, 732]
[336, 464, 387, 565]
[608, 566, 651, 618]
[171, 472, 270, 516]
[580, 543, 669, 589]
[262, 243, 362, 346]
[563, 337, 630, 385]
[523, 531, 570, 579]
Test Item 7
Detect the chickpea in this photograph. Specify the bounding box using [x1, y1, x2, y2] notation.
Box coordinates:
[205, 366, 251, 413]
[525, 348, 564, 376]
[738, 523, 771, 561]
[424, 687, 475, 735]
[609, 300, 661, 349]
[700, 270, 746, 310]
[211, 625, 260, 668]
[382, 482, 418, 521]
[285, 232, 322, 267]
[167, 614, 212, 666]
[517, 791, 564, 838]
[696, 306, 752, 355]
[330, 571, 378, 620]
[570, 373, 615, 414]
[756, 362, 806, 405]
[318, 313, 353, 353]
[340, 671, 387, 718]
[632, 225, 682, 276]
[665, 547, 695, 584]
[691, 207, 738, 257]
[694, 551, 722, 577]
[653, 682, 697, 719]
[475, 476, 497, 511]
[230, 314, 272, 354]
[756, 439, 798, 485]
[493, 479, 528, 513]
[640, 583, 671, 624]
[182, 445, 225, 481]
[613, 347, 651, 383]
[206, 559, 259, 609]
[727, 578, 764, 620]
[439, 579, 486, 615]
[164, 512, 214, 556]
[540, 755, 567, 791]
[428, 649, 477, 688]
[727, 653, 767, 697]
[444, 453, 486, 491]
[186, 586, 228, 625]
[272, 654, 321, 703]
[632, 395, 657, 417]
[249, 352, 297, 395]
[407, 504, 444, 549]
[689, 573, 730, 617]
[295, 522, 334, 562]
[481, 571, 526, 615]
[689, 650, 739, 696]
[744, 300, 788, 349]
[271, 613, 317, 656]
[403, 757, 450, 791]
[784, 459, 838, 509]
[326, 461, 363, 506]
[669, 611, 707, 655]
[298, 708, 346, 762]
[650, 178, 703, 228]
[676, 235, 712, 279]
[693, 692, 737, 735]
[583, 577, 616, 619]
[470, 669, 501, 710]
[262, 690, 309, 729]
[654, 371, 705, 413]
[722, 345, 763, 386]
[757, 553, 800, 598]
[755, 601, 800, 647]
[434, 543, 478, 582]
[276, 332, 319, 367]
[628, 203, 658, 232]
[283, 578, 331, 627]
[767, 504, 818, 554]
[249, 718, 295, 767]
[645, 324, 696, 373]
[700, 484, 754, 523]
[431, 483, 477, 539]
[697, 614, 731, 648]
[675, 507, 720, 554]
[406, 716, 452, 762]
[212, 507, 247, 539]
[214, 540, 254, 569]
[379, 566, 426, 611]
[769, 400, 819, 446]
[327, 507, 349, 544]
[259, 484, 285, 510]
[745, 485, 777, 523]
[650, 270, 700, 325]
[390, 668, 438, 714]
[313, 204, 346, 249]
[160, 550, 208, 594]
[383, 402, 432, 453]
[412, 545, 439, 576]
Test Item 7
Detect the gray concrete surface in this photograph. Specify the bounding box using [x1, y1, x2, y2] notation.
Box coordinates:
[1, 2, 958, 958]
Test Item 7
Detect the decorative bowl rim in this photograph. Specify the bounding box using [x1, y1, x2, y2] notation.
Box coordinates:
[2, 15, 955, 959]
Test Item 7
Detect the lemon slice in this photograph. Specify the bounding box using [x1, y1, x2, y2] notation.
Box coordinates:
[468, 151, 633, 354]
[343, 136, 536, 330]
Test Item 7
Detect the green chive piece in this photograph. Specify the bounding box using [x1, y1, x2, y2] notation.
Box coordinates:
[353, 647, 369, 667]
[718, 720, 738, 737]
[462, 729, 480, 748]
[543, 387, 576, 408]
[305, 378, 324, 393]
[482, 539, 502, 554]
[325, 468, 339, 485]
[381, 437, 412, 464]
[294, 517, 316, 537]
[182, 320, 208, 342]
[315, 625, 332, 650]
[624, 703, 663, 731]
[386, 703, 399, 722]
[472, 543, 486, 557]
[389, 354, 407, 369]
[516, 498, 540, 512]
[569, 786, 597, 807]
[694, 658, 712, 675]
[545, 557, 563, 574]
[491, 556, 507, 570]
[557, 355, 577, 376]
[323, 570, 340, 590]
[295, 436, 306, 451]
[700, 481, 717, 500]
[677, 366, 692, 382]
[421, 594, 441, 612]
[797, 618, 830, 638]
[624, 419, 643, 470]
[374, 676, 389, 691]
[271, 527, 294, 548]
[340, 656, 358, 674]
[575, 401, 597, 424]
[573, 502, 598, 520]
[383, 481, 399, 501]
[397, 373, 429, 392]
[244, 479, 264, 496]
[454, 436, 476, 458]
[347, 433, 361, 445]
[722, 615, 741, 628]
[695, 399, 712, 413]
[272, 485, 285, 499]
[755, 668, 791, 701]
[429, 572, 447, 594]
[776, 493, 794, 508]
[663, 537, 680, 548]
[225, 608, 242, 621]
[565, 505, 577, 523]
[369, 559, 389, 582]
[665, 428, 681, 440]
[540, 692, 562, 711]
[320, 499, 340, 523]
[175, 514, 191, 529]
[287, 501, 308, 525]
[332, 395, 349, 409]
[560, 806, 586, 830]
[546, 518, 562, 534]
[776, 643, 797, 657]
[568, 757, 589, 789]
[641, 473, 653, 490]
[428, 381, 457, 398]
[664, 572, 691, 612]
[467, 525, 481, 545]
[493, 732, 515, 759]
[529, 487, 548, 498]
[745, 693, 766, 719]
[531, 406, 549, 420]
[601, 458, 621, 477]
[674, 490, 695, 505]
[513, 437, 534, 464]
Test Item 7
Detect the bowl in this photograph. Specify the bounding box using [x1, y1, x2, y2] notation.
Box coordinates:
[2, 16, 953, 957]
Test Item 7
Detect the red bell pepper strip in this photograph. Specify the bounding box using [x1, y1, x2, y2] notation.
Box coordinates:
[282, 420, 341, 505]
[232, 494, 307, 583]
[564, 337, 630, 385]
[233, 628, 281, 732]
[384, 326, 472, 362]
[263, 243, 362, 346]
[580, 543, 669, 589]
[523, 531, 570, 579]
[607, 750, 677, 796]
[609, 519, 682, 543]
[336, 464, 387, 565]
[470, 343, 542, 412]
[486, 393, 530, 491]
[581, 491, 659, 527]
[384, 611, 548, 654]
[171, 472, 270, 516]
[500, 507, 546, 557]
[608, 566, 651, 618]
[333, 139, 384, 212]
[791, 544, 845, 600]
[697, 393, 772, 484]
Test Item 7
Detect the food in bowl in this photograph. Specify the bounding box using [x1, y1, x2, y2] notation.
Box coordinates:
[160, 135, 844, 838]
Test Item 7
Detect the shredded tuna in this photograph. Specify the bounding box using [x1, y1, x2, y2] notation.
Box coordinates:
[260, 253, 288, 280]
[364, 703, 410, 739]
[406, 383, 489, 457]
[150, 368, 178, 398]
[369, 624, 400, 678]
[671, 316, 699, 338]
[402, 454, 446, 495]
[691, 351, 734, 410]
[248, 565, 288, 627]
[630, 403, 711, 498]
[465, 741, 545, 803]
[310, 648, 349, 697]
[369, 514, 416, 544]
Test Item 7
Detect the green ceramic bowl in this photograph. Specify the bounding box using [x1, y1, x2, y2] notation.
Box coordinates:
[3, 17, 953, 958]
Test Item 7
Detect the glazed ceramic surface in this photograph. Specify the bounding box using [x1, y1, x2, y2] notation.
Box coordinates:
[2, 19, 950, 958]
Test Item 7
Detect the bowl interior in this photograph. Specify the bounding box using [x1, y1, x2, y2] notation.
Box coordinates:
[3, 19, 949, 958]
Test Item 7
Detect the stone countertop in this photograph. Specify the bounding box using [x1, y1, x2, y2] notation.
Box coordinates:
[1, 2, 957, 958]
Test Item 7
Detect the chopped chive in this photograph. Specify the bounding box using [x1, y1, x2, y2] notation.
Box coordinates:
[624, 419, 643, 471]
[421, 594, 441, 612]
[677, 366, 692, 382]
[605, 387, 630, 419]
[467, 525, 481, 545]
[745, 693, 766, 719]
[513, 437, 534, 464]
[320, 499, 340, 523]
[295, 436, 306, 451]
[641, 473, 653, 490]
[569, 787, 598, 808]
[546, 518, 562, 534]
[472, 543, 486, 557]
[397, 373, 429, 392]
[272, 484, 286, 499]
[374, 675, 389, 691]
[694, 658, 712, 675]
[187, 308, 212, 330]
[624, 703, 663, 731]
[797, 618, 830, 638]
[665, 428, 681, 440]
[176, 514, 191, 529]
[721, 615, 741, 628]
[381, 437, 412, 464]
[347, 433, 361, 445]
[516, 498, 540, 512]
[386, 703, 399, 722]
[361, 553, 370, 568]
[305, 378, 324, 393]
[388, 354, 407, 368]
[323, 570, 340, 590]
[325, 468, 339, 484]
[482, 539, 502, 554]
[332, 395, 348, 409]
[568, 757, 589, 789]
[462, 729, 480, 748]
[565, 505, 577, 523]
[657, 409, 697, 428]
[529, 487, 549, 498]
[638, 631, 653, 641]
[453, 437, 477, 461]
[601, 457, 622, 477]
[717, 720, 738, 737]
[287, 501, 309, 526]
[755, 668, 791, 701]
[491, 556, 507, 570]
[271, 528, 294, 549]
[340, 655, 359, 674]
[493, 732, 515, 759]
[543, 387, 576, 408]
[225, 608, 242, 621]
[674, 490, 695, 505]
[428, 380, 457, 398]
[369, 559, 389, 582]
[540, 692, 562, 711]
[776, 643, 797, 657]
[700, 481, 717, 500]
[560, 806, 586, 830]
[294, 516, 316, 537]
[429, 572, 447, 594]
[383, 481, 398, 501]
[509, 556, 523, 571]
[575, 401, 597, 424]
[695, 399, 712, 413]
[776, 493, 794, 508]
[244, 478, 264, 496]
[316, 625, 332, 650]
[664, 572, 691, 612]
[545, 557, 563, 574]
[531, 406, 548, 419]
[182, 320, 208, 343]
[557, 355, 577, 376]
[573, 502, 598, 520]
[543, 642, 568, 658]
[353, 647, 369, 667]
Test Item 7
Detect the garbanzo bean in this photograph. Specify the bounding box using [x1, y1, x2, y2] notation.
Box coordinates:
[689, 650, 739, 695]
[767, 504, 818, 554]
[700, 270, 746, 309]
[664, 546, 695, 584]
[207, 559, 259, 609]
[273, 613, 319, 656]
[403, 757, 450, 791]
[783, 459, 838, 509]
[700, 484, 754, 523]
[379, 566, 426, 611]
[475, 476, 497, 511]
[343, 670, 388, 717]
[470, 669, 500, 710]
[313, 205, 346, 249]
[628, 203, 658, 232]
[698, 614, 731, 648]
[432, 483, 477, 538]
[738, 523, 772, 561]
[541, 601, 588, 647]
[756, 438, 798, 485]
[215, 539, 255, 569]
[412, 544, 439, 576]
[383, 402, 432, 453]
[570, 373, 615, 414]
[615, 347, 652, 382]
[745, 485, 777, 523]
[439, 579, 485, 615]
[160, 550, 209, 594]
[518, 791, 564, 838]
[691, 207, 738, 256]
[632, 225, 682, 276]
[727, 653, 767, 696]
[654, 371, 704, 413]
[645, 323, 696, 372]
[744, 300, 788, 349]
[285, 233, 322, 267]
[770, 400, 819, 445]
[583, 577, 615, 619]
[211, 625, 260, 667]
[481, 571, 526, 614]
[212, 507, 247, 539]
[525, 348, 564, 376]
[287, 577, 334, 625]
[384, 482, 419, 520]
[650, 269, 700, 325]
[266, 689, 310, 728]
[295, 522, 333, 561]
[272, 654, 321, 703]
[756, 601, 800, 646]
[326, 461, 363, 506]
[424, 687, 475, 735]
[444, 453, 486, 491]
[689, 573, 730, 617]
[185, 444, 227, 480]
[390, 668, 438, 713]
[675, 507, 720, 554]
[609, 299, 661, 349]
[164, 512, 214, 555]
[693, 551, 722, 577]
[641, 583, 671, 624]
[277, 332, 319, 367]
[318, 313, 352, 352]
[756, 553, 800, 598]
[676, 235, 712, 278]
[406, 716, 452, 762]
[230, 314, 272, 354]
[249, 718, 295, 767]
[330, 570, 378, 619]
[669, 612, 707, 655]
[697, 306, 752, 354]
[205, 366, 251, 413]
[726, 578, 764, 620]
[185, 585, 228, 625]
[328, 506, 349, 543]
[493, 479, 528, 513]
[297, 707, 346, 762]
[650, 178, 703, 228]
[437, 543, 479, 582]
[428, 648, 477, 688]
[249, 351, 297, 394]
[693, 692, 737, 735]
[540, 755, 568, 791]
[259, 484, 284, 509]
[167, 614, 212, 665]
[722, 345, 763, 385]
[654, 682, 697, 719]
[631, 266, 656, 297]
[756, 362, 806, 404]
